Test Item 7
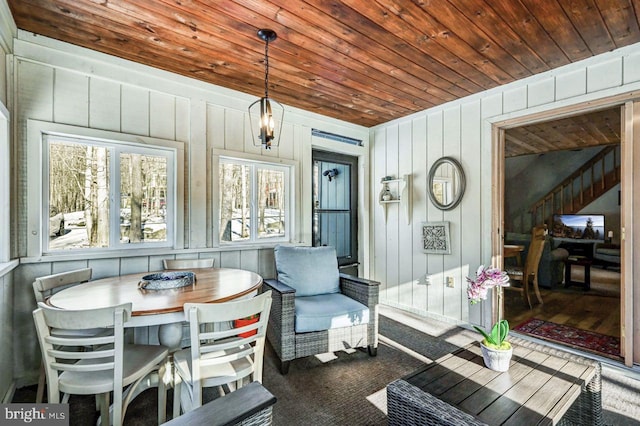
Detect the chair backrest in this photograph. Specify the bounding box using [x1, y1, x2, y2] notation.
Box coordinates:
[524, 226, 546, 280]
[273, 245, 340, 296]
[32, 302, 130, 410]
[183, 291, 272, 389]
[32, 268, 93, 303]
[163, 258, 215, 269]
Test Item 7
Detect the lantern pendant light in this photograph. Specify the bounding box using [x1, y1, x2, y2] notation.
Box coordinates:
[249, 29, 284, 149]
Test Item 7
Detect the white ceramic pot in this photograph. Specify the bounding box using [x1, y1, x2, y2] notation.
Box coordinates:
[480, 341, 513, 372]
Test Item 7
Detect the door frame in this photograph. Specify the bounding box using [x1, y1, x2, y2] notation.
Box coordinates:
[491, 96, 636, 367]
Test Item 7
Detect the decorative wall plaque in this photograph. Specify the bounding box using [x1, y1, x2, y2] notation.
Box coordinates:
[422, 221, 451, 255]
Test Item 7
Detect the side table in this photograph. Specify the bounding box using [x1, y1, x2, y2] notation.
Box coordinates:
[564, 256, 593, 290]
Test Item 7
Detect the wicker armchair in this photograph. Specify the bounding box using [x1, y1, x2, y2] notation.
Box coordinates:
[263, 245, 379, 374]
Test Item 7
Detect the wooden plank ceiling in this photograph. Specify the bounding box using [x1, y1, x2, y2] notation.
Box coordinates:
[8, 0, 640, 131]
[505, 106, 621, 157]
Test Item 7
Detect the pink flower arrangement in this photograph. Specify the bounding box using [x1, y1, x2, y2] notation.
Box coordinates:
[467, 265, 510, 304]
[467, 265, 511, 350]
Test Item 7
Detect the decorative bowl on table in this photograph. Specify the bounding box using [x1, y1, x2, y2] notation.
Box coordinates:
[138, 271, 196, 290]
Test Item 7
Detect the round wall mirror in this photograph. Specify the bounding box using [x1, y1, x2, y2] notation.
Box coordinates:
[427, 157, 466, 211]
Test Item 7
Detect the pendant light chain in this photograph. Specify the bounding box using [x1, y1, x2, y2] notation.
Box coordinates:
[264, 39, 270, 99]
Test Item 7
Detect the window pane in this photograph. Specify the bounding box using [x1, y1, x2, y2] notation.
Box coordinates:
[257, 168, 285, 239]
[48, 141, 110, 250]
[120, 153, 168, 243]
[219, 163, 251, 242]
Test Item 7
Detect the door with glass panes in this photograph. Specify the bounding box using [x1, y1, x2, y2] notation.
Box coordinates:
[312, 151, 358, 276]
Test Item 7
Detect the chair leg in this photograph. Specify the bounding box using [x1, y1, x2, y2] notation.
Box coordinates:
[172, 375, 182, 419]
[35, 362, 46, 403]
[522, 278, 532, 309]
[532, 275, 543, 305]
[368, 345, 377, 356]
[279, 360, 290, 375]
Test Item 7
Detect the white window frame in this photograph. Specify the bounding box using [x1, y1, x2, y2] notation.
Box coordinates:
[214, 151, 295, 246]
[27, 120, 184, 257]
[0, 102, 9, 263]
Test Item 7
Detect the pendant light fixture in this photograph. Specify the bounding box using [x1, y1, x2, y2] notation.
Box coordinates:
[248, 29, 284, 149]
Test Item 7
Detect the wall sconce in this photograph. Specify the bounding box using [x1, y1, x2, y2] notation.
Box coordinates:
[248, 29, 284, 150]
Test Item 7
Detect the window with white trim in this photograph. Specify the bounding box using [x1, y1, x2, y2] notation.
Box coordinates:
[219, 157, 291, 244]
[44, 134, 176, 252]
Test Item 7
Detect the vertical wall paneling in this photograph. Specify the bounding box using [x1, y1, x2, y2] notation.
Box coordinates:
[220, 250, 241, 269]
[149, 91, 176, 140]
[88, 258, 121, 280]
[442, 107, 462, 320]
[13, 262, 51, 386]
[20, 62, 53, 257]
[502, 86, 527, 114]
[207, 104, 226, 150]
[397, 120, 413, 308]
[587, 58, 623, 93]
[121, 85, 149, 136]
[556, 69, 587, 100]
[623, 51, 640, 84]
[240, 249, 259, 273]
[278, 122, 295, 160]
[384, 124, 400, 304]
[225, 109, 245, 152]
[119, 256, 150, 275]
[175, 97, 190, 143]
[372, 128, 387, 299]
[189, 100, 207, 249]
[0, 272, 13, 401]
[89, 78, 121, 131]
[257, 248, 275, 279]
[53, 69, 88, 127]
[460, 101, 482, 324]
[426, 112, 444, 315]
[411, 117, 428, 312]
[298, 126, 313, 245]
[51, 260, 89, 275]
[527, 78, 555, 108]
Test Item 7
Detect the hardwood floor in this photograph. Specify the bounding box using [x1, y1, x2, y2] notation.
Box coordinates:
[504, 267, 621, 339]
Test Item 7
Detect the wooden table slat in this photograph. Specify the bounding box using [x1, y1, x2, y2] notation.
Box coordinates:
[476, 356, 567, 425]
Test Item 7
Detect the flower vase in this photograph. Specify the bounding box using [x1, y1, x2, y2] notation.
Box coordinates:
[479, 341, 512, 372]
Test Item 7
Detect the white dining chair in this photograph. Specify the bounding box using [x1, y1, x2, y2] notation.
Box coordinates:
[172, 291, 272, 418]
[163, 258, 215, 269]
[32, 268, 94, 403]
[33, 302, 170, 426]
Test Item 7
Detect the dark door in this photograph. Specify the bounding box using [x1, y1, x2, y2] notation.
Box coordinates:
[312, 150, 359, 276]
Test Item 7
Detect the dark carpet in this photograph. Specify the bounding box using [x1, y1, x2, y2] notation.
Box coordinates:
[513, 318, 621, 359]
[13, 314, 640, 425]
[12, 316, 436, 425]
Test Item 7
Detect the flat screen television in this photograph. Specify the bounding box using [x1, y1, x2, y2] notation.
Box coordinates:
[551, 214, 605, 240]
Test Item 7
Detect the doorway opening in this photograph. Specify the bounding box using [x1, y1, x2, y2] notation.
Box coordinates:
[312, 150, 359, 276]
[501, 106, 623, 361]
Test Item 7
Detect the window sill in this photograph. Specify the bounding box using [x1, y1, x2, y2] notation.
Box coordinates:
[0, 259, 19, 277]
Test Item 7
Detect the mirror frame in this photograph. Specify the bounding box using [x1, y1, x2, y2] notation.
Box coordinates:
[427, 157, 466, 211]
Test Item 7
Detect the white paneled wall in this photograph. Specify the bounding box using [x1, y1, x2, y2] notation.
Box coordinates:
[370, 42, 640, 327]
[10, 31, 369, 386]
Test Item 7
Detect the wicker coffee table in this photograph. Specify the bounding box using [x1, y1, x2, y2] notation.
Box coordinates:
[388, 339, 602, 425]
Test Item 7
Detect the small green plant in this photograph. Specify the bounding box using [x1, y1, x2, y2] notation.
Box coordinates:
[473, 319, 511, 350]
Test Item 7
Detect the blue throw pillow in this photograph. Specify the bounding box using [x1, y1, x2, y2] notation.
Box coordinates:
[274, 245, 340, 297]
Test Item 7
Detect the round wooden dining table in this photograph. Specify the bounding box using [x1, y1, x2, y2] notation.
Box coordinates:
[48, 267, 263, 349]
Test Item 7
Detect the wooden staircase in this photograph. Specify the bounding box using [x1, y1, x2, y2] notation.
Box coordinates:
[511, 145, 620, 232]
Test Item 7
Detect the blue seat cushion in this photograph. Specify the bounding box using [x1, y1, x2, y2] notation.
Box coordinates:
[274, 245, 340, 297]
[295, 293, 369, 333]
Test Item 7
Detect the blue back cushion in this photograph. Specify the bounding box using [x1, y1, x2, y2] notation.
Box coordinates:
[274, 245, 340, 297]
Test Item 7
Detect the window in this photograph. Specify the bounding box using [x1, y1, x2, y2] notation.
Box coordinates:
[219, 157, 291, 244]
[44, 134, 175, 252]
